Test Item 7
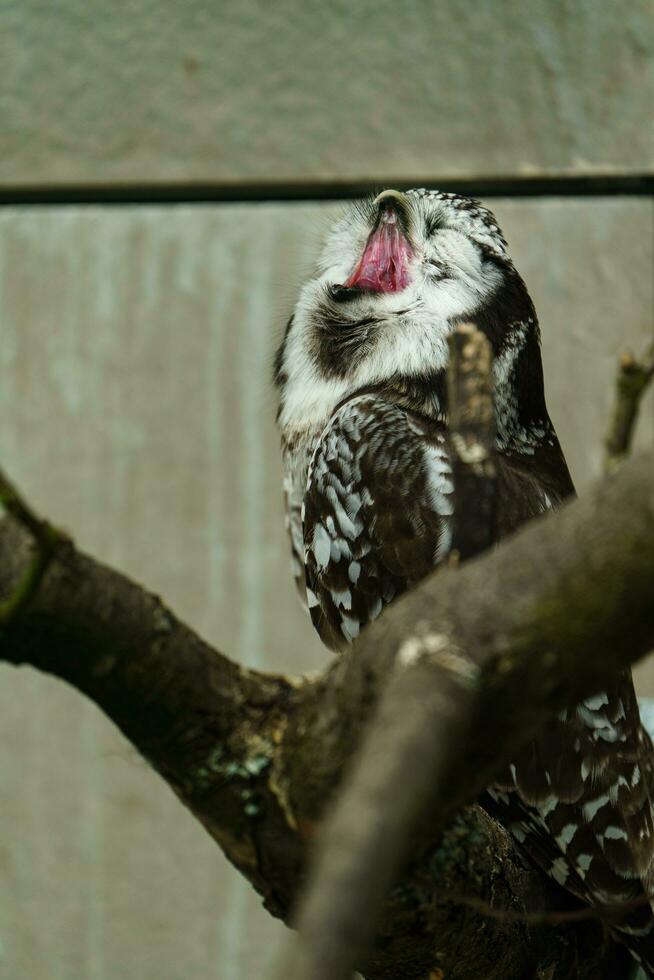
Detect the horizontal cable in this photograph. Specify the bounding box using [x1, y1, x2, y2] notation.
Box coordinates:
[0, 174, 652, 207]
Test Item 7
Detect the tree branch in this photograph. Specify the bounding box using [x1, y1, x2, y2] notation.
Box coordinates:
[1, 446, 653, 977]
[447, 322, 497, 559]
[276, 639, 480, 980]
[279, 446, 654, 977]
[0, 519, 304, 914]
[604, 341, 654, 473]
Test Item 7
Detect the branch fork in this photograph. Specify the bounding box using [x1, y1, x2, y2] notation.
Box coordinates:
[1, 330, 653, 980]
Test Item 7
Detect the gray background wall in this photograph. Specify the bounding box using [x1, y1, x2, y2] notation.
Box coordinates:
[1, 3, 653, 979]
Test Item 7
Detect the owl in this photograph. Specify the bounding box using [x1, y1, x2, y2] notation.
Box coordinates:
[274, 188, 654, 972]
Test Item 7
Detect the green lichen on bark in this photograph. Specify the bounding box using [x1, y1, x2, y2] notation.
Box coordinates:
[195, 743, 273, 816]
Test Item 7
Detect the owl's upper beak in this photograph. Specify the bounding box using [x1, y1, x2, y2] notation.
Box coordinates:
[372, 189, 411, 220]
[336, 190, 413, 297]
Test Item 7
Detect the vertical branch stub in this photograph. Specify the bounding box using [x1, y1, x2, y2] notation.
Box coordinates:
[447, 323, 497, 561]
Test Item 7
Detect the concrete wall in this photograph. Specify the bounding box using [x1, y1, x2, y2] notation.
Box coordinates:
[0, 199, 652, 979]
[2, 0, 653, 187]
[1, 2, 653, 978]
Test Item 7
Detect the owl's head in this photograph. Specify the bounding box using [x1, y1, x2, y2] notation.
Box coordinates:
[275, 189, 537, 436]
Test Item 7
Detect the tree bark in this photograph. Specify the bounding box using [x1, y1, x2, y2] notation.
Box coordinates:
[1, 444, 653, 978]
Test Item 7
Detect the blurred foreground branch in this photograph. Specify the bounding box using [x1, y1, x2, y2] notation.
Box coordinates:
[1, 344, 654, 977]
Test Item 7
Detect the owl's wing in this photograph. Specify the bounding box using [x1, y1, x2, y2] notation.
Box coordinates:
[495, 437, 575, 536]
[487, 446, 654, 967]
[302, 393, 453, 651]
[485, 676, 654, 965]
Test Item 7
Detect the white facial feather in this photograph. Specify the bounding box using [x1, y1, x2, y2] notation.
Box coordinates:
[278, 192, 507, 435]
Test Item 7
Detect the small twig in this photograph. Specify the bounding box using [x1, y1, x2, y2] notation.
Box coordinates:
[0, 465, 64, 624]
[447, 323, 497, 560]
[446, 890, 649, 926]
[604, 341, 654, 474]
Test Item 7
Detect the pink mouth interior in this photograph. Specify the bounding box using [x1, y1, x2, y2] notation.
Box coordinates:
[344, 209, 412, 293]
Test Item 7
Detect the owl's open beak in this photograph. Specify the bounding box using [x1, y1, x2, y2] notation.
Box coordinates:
[339, 190, 413, 295]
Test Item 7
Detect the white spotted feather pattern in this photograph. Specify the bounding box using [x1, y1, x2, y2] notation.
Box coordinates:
[300, 393, 453, 650]
[485, 680, 654, 956]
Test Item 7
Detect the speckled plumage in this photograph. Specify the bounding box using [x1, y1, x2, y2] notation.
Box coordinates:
[274, 188, 654, 972]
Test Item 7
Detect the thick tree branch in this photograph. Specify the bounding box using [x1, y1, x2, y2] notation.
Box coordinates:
[301, 451, 654, 821]
[280, 447, 654, 976]
[276, 640, 480, 980]
[278, 328, 654, 980]
[0, 521, 304, 912]
[1, 446, 653, 977]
